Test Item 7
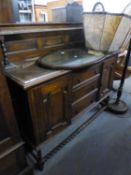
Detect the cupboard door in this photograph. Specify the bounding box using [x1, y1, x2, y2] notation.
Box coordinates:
[100, 57, 117, 97]
[28, 75, 71, 145]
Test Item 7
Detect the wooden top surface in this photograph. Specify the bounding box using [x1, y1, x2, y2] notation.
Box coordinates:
[0, 23, 83, 35]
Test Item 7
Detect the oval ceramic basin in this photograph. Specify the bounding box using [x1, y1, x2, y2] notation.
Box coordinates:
[36, 48, 105, 70]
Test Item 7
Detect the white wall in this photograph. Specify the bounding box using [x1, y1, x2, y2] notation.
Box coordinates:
[34, 0, 57, 5]
[83, 0, 131, 13]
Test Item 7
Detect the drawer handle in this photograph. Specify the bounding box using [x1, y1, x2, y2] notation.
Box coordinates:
[63, 90, 67, 94]
[43, 98, 47, 103]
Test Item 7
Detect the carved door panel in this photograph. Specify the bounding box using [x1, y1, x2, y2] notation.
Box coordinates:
[28, 75, 71, 145]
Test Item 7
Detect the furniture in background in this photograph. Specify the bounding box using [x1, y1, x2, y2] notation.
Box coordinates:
[0, 0, 19, 23]
[52, 2, 83, 23]
[108, 38, 131, 114]
[115, 51, 131, 80]
[0, 63, 34, 175]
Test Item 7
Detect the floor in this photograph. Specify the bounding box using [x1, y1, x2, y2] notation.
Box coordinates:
[35, 76, 131, 175]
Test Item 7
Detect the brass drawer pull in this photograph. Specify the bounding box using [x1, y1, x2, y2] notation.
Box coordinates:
[43, 98, 47, 103]
[63, 90, 67, 94]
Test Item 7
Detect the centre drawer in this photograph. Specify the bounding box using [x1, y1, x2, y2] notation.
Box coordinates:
[72, 64, 101, 87]
[71, 89, 98, 117]
[72, 75, 100, 103]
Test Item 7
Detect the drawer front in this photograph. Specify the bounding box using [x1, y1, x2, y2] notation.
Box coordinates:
[72, 65, 101, 87]
[71, 89, 98, 117]
[39, 75, 70, 93]
[72, 75, 99, 103]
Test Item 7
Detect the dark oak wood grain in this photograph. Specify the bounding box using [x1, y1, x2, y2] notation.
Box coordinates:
[100, 56, 117, 98]
[6, 55, 118, 147]
[0, 24, 118, 169]
[0, 23, 84, 63]
[0, 62, 34, 175]
[27, 74, 72, 145]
